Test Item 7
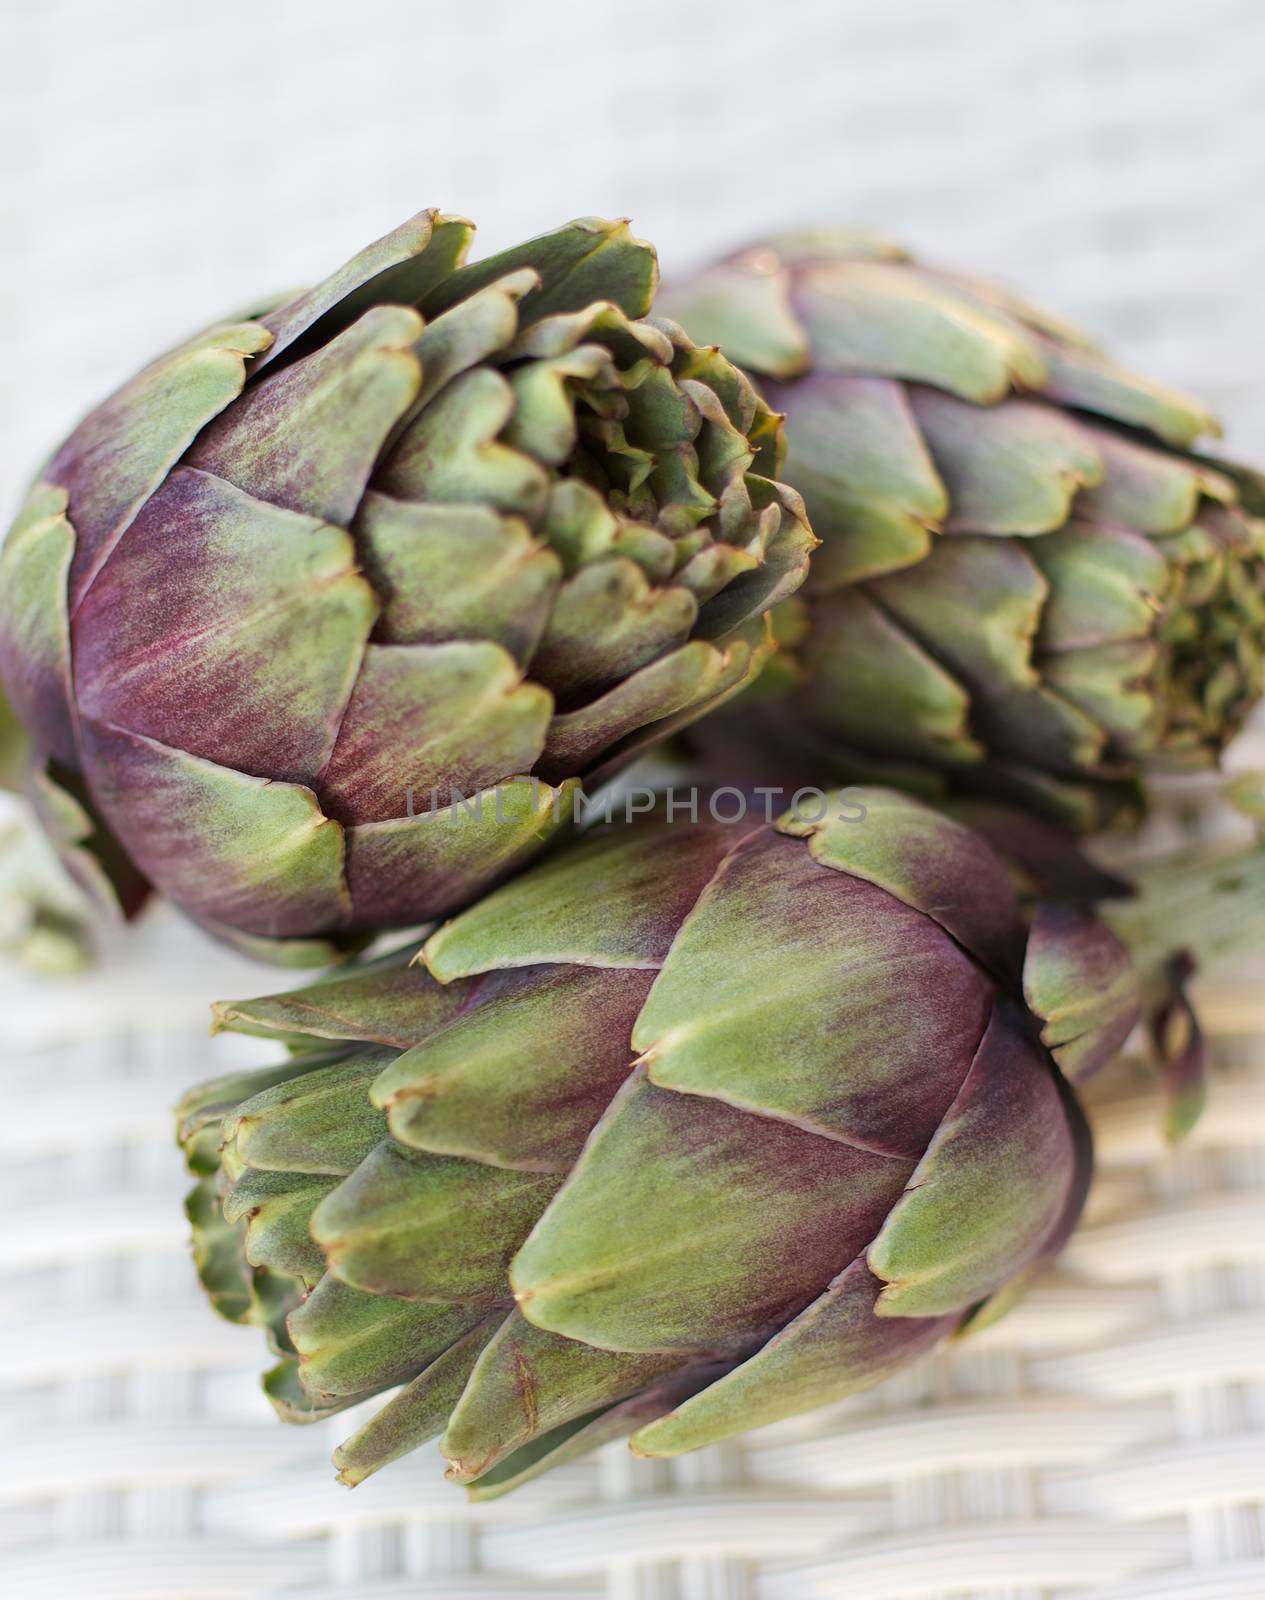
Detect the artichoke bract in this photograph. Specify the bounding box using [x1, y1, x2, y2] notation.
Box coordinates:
[0, 213, 813, 961]
[0, 686, 98, 974]
[665, 234, 1265, 828]
[179, 789, 1140, 1497]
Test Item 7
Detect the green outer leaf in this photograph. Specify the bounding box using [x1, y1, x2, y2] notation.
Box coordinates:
[224, 1049, 394, 1177]
[1150, 956, 1207, 1143]
[870, 533, 1046, 696]
[424, 217, 658, 325]
[971, 676, 1108, 776]
[909, 389, 1102, 535]
[868, 1004, 1075, 1317]
[657, 252, 811, 380]
[187, 305, 422, 526]
[376, 964, 654, 1172]
[211, 953, 462, 1050]
[1074, 427, 1218, 535]
[412, 268, 538, 412]
[631, 1257, 955, 1457]
[312, 1139, 561, 1303]
[573, 617, 776, 794]
[355, 492, 560, 661]
[198, 924, 367, 970]
[256, 209, 474, 371]
[531, 559, 697, 700]
[789, 259, 1046, 403]
[464, 1361, 733, 1501]
[320, 640, 553, 823]
[771, 373, 945, 587]
[1031, 522, 1170, 652]
[631, 828, 991, 1158]
[344, 776, 579, 931]
[0, 484, 76, 766]
[223, 1168, 336, 1282]
[1040, 341, 1220, 449]
[1023, 903, 1142, 1081]
[52, 321, 274, 609]
[0, 679, 27, 789]
[184, 1174, 303, 1331]
[423, 812, 738, 978]
[777, 787, 1024, 982]
[263, 1358, 359, 1423]
[290, 1274, 490, 1399]
[72, 467, 378, 788]
[1039, 640, 1160, 752]
[799, 589, 980, 768]
[176, 1048, 350, 1172]
[441, 1310, 678, 1483]
[379, 365, 548, 520]
[510, 1068, 912, 1354]
[76, 721, 349, 940]
[333, 1314, 504, 1486]
[540, 629, 771, 783]
[24, 760, 150, 923]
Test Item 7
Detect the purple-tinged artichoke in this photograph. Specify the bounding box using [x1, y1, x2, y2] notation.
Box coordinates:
[0, 213, 813, 962]
[665, 234, 1265, 829]
[178, 789, 1144, 1496]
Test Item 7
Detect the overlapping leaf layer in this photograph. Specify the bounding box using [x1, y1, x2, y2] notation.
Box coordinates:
[666, 234, 1265, 827]
[0, 213, 814, 960]
[179, 789, 1132, 1497]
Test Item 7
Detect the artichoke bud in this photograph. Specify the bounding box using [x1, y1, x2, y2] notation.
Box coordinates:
[664, 235, 1265, 831]
[0, 212, 815, 962]
[179, 788, 1138, 1497]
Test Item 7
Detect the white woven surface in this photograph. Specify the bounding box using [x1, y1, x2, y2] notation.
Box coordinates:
[4, 0, 1265, 536]
[4, 2, 1265, 1594]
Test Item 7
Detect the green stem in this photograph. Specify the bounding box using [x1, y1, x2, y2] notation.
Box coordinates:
[1103, 841, 1265, 1000]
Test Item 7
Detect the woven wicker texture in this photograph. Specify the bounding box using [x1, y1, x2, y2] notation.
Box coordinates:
[5, 0, 1265, 532]
[4, 1, 1265, 1595]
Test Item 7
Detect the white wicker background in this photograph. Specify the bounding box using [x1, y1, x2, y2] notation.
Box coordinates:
[4, 0, 1265, 528]
[3, 1, 1265, 1597]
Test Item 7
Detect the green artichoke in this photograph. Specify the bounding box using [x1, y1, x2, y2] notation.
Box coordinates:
[0, 212, 813, 963]
[179, 789, 1144, 1497]
[665, 234, 1265, 828]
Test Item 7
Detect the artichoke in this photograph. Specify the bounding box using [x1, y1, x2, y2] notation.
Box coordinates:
[179, 789, 1145, 1497]
[665, 234, 1265, 828]
[0, 213, 813, 962]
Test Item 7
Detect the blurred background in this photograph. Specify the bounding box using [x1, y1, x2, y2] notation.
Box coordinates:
[4, 0, 1265, 531]
[2, 3, 1264, 1597]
